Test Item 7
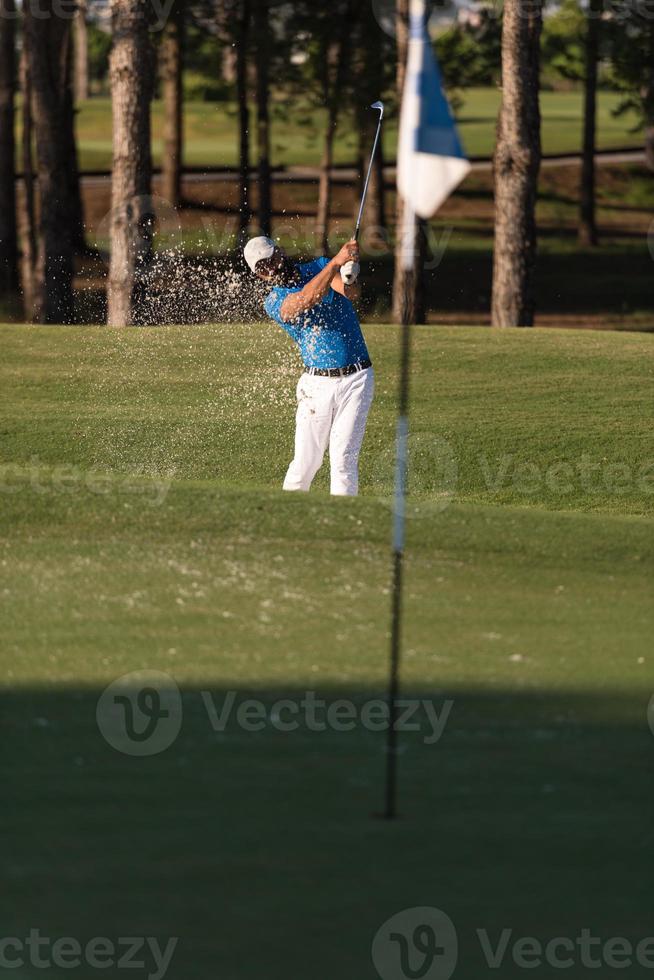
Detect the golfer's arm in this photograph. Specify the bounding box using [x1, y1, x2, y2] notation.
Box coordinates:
[330, 273, 361, 303]
[279, 260, 341, 322]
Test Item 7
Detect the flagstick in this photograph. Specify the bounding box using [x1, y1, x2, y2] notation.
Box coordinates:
[384, 199, 416, 821]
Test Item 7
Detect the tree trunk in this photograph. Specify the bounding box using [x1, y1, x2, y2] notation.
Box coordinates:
[64, 36, 87, 254]
[646, 124, 654, 172]
[108, 0, 154, 327]
[19, 44, 38, 319]
[645, 25, 654, 172]
[354, 3, 386, 249]
[161, 0, 184, 208]
[316, 95, 337, 255]
[491, 0, 543, 328]
[579, 0, 601, 246]
[24, 2, 75, 324]
[393, 213, 427, 324]
[315, 4, 355, 255]
[74, 0, 89, 102]
[221, 45, 237, 84]
[0, 0, 18, 295]
[253, 0, 271, 236]
[392, 0, 426, 326]
[235, 0, 250, 242]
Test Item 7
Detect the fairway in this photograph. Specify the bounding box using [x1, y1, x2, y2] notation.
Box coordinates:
[24, 89, 644, 174]
[2, 324, 653, 979]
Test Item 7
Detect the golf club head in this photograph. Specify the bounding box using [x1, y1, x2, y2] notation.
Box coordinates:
[371, 100, 385, 121]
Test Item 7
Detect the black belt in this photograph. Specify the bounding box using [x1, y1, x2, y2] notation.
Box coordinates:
[305, 359, 372, 378]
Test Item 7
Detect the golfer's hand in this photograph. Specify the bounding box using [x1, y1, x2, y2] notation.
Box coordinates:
[334, 240, 359, 268]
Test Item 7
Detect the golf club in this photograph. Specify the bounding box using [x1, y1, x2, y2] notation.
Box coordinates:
[341, 100, 385, 285]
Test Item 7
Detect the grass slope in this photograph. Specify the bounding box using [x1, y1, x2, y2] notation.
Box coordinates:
[1, 324, 653, 979]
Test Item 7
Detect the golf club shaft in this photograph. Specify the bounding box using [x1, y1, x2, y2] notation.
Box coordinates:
[354, 117, 384, 241]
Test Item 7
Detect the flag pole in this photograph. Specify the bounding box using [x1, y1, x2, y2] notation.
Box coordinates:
[383, 0, 470, 819]
[384, 198, 416, 820]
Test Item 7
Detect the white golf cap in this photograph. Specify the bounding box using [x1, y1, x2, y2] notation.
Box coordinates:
[244, 236, 276, 273]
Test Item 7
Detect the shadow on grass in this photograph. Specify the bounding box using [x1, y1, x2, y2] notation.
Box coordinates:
[3, 683, 652, 980]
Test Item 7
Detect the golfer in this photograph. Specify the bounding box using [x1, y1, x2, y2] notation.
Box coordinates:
[244, 236, 374, 497]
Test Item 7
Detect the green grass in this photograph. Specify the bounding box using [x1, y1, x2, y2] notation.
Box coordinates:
[26, 88, 644, 173]
[455, 87, 643, 158]
[2, 324, 653, 979]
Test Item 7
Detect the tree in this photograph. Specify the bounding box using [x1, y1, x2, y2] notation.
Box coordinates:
[608, 6, 654, 171]
[74, 0, 89, 101]
[87, 23, 113, 94]
[579, 0, 602, 246]
[214, 0, 251, 242]
[234, 0, 251, 242]
[352, 2, 390, 250]
[491, 0, 543, 328]
[284, 1, 359, 252]
[392, 0, 426, 326]
[539, 0, 600, 245]
[541, 0, 603, 245]
[64, 34, 87, 255]
[540, 0, 585, 87]
[24, 0, 76, 323]
[0, 0, 18, 296]
[160, 0, 184, 208]
[314, 2, 356, 254]
[107, 0, 155, 326]
[435, 9, 502, 92]
[253, 0, 271, 235]
[18, 44, 38, 317]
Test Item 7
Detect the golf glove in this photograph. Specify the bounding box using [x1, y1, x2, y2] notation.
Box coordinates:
[340, 261, 360, 286]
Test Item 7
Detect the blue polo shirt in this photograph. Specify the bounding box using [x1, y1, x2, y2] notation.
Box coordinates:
[264, 258, 370, 370]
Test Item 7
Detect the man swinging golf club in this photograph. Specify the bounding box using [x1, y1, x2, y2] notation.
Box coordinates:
[244, 100, 384, 498]
[244, 236, 374, 497]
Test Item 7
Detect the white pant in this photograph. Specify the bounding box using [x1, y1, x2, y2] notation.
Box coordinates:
[283, 367, 375, 497]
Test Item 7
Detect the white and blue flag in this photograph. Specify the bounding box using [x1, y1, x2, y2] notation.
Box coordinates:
[397, 0, 471, 220]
